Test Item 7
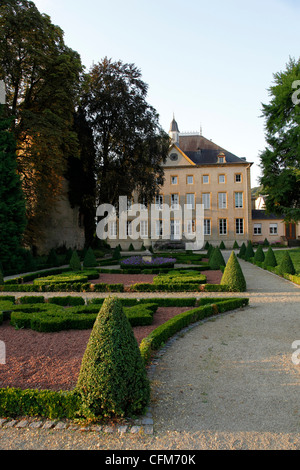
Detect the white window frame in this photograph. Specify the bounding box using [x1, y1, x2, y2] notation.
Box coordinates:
[269, 223, 278, 235]
[235, 174, 242, 183]
[202, 193, 211, 210]
[171, 194, 179, 210]
[155, 220, 163, 237]
[186, 193, 195, 210]
[155, 195, 163, 210]
[187, 175, 194, 185]
[218, 192, 227, 209]
[219, 218, 227, 235]
[236, 218, 244, 235]
[140, 220, 148, 239]
[171, 176, 178, 185]
[235, 192, 244, 208]
[109, 221, 118, 239]
[253, 223, 262, 235]
[219, 174, 226, 184]
[203, 175, 209, 184]
[204, 219, 211, 236]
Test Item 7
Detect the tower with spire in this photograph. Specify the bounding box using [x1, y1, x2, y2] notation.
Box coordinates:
[169, 114, 180, 145]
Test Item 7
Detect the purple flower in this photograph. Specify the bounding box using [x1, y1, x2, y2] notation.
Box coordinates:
[120, 256, 176, 267]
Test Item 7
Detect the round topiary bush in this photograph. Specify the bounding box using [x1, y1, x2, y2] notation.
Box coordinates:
[76, 296, 150, 420]
[209, 246, 226, 270]
[263, 246, 277, 268]
[278, 251, 295, 275]
[220, 251, 247, 292]
[254, 245, 265, 263]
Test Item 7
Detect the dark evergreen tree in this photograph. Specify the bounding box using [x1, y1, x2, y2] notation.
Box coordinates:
[0, 105, 26, 272]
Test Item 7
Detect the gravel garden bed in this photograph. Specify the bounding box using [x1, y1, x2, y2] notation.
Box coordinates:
[0, 307, 191, 392]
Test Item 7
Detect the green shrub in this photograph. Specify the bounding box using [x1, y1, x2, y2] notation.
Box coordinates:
[18, 296, 45, 304]
[254, 245, 265, 263]
[76, 297, 150, 420]
[47, 249, 60, 268]
[204, 241, 210, 250]
[263, 238, 270, 246]
[128, 243, 135, 252]
[263, 247, 277, 268]
[83, 247, 98, 268]
[278, 251, 295, 276]
[244, 241, 254, 260]
[112, 246, 121, 260]
[64, 248, 73, 264]
[207, 245, 214, 258]
[220, 251, 246, 292]
[219, 241, 226, 250]
[209, 247, 225, 270]
[233, 241, 239, 249]
[48, 296, 85, 307]
[238, 242, 246, 257]
[69, 251, 82, 271]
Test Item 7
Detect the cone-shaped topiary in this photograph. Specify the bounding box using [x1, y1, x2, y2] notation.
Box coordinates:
[69, 250, 82, 271]
[278, 251, 295, 275]
[76, 297, 150, 420]
[220, 251, 247, 292]
[263, 238, 269, 246]
[129, 243, 135, 252]
[263, 246, 277, 268]
[209, 246, 226, 270]
[219, 241, 226, 250]
[254, 245, 265, 263]
[244, 241, 255, 260]
[238, 242, 246, 257]
[204, 241, 210, 250]
[207, 245, 214, 259]
[83, 247, 98, 268]
[112, 245, 121, 260]
[233, 241, 239, 249]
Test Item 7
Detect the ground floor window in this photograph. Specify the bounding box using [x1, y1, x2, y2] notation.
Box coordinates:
[269, 223, 278, 235]
[253, 223, 262, 235]
[219, 218, 227, 235]
[204, 219, 211, 236]
[236, 218, 244, 235]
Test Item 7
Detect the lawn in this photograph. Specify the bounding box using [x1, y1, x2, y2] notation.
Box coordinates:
[274, 248, 300, 273]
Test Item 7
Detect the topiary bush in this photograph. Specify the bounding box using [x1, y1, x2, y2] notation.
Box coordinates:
[263, 238, 270, 246]
[263, 246, 277, 268]
[220, 251, 246, 292]
[69, 251, 82, 271]
[254, 245, 265, 263]
[219, 241, 226, 250]
[244, 241, 254, 260]
[83, 247, 98, 268]
[76, 297, 150, 420]
[233, 241, 239, 249]
[238, 242, 246, 257]
[209, 247, 225, 270]
[278, 251, 295, 276]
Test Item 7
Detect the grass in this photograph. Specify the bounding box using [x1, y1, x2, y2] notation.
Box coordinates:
[274, 248, 300, 273]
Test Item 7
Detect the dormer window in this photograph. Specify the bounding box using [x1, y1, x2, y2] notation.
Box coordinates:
[218, 152, 226, 164]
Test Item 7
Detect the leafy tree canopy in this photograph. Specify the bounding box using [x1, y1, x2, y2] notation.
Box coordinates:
[259, 57, 300, 222]
[81, 57, 170, 209]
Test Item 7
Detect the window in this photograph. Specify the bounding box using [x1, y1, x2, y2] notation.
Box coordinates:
[235, 192, 244, 208]
[186, 193, 195, 209]
[254, 223, 262, 235]
[140, 197, 148, 211]
[218, 192, 227, 209]
[204, 219, 211, 236]
[171, 220, 181, 240]
[171, 176, 178, 185]
[155, 220, 163, 237]
[218, 157, 225, 164]
[109, 221, 117, 239]
[127, 198, 133, 211]
[127, 221, 133, 237]
[270, 223, 278, 235]
[187, 175, 194, 185]
[202, 193, 211, 210]
[140, 220, 148, 239]
[171, 194, 179, 210]
[236, 218, 244, 235]
[203, 175, 209, 184]
[219, 174, 226, 184]
[155, 195, 163, 210]
[219, 219, 227, 235]
[235, 174, 242, 183]
[186, 220, 196, 235]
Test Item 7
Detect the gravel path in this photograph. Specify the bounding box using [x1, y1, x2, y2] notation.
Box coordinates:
[0, 252, 299, 450]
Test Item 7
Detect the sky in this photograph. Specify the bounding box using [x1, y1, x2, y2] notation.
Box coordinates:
[32, 0, 300, 187]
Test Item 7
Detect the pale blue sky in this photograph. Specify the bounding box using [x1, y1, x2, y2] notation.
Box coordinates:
[33, 0, 300, 186]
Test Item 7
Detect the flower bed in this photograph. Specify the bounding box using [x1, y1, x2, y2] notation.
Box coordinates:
[120, 256, 176, 270]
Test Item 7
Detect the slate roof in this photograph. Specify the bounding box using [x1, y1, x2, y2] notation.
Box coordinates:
[178, 134, 250, 165]
[252, 210, 283, 220]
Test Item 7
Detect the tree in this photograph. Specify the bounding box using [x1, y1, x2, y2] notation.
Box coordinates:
[259, 57, 300, 222]
[221, 251, 247, 292]
[0, 0, 83, 247]
[81, 58, 170, 209]
[76, 297, 150, 419]
[0, 105, 26, 272]
[263, 246, 277, 268]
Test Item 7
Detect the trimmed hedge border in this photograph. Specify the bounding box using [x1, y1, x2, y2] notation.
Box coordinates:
[139, 297, 249, 364]
[0, 296, 249, 420]
[239, 255, 300, 286]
